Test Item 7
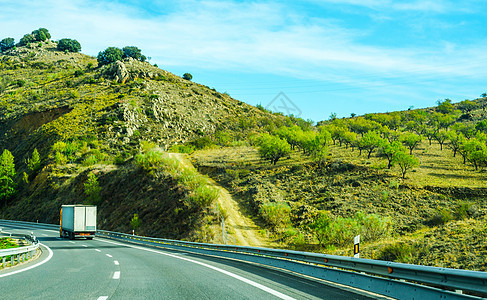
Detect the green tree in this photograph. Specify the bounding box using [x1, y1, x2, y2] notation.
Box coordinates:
[0, 149, 16, 201]
[358, 131, 383, 158]
[379, 140, 405, 169]
[97, 47, 123, 66]
[19, 34, 35, 46]
[122, 46, 142, 60]
[462, 139, 487, 170]
[436, 99, 454, 114]
[400, 132, 422, 155]
[84, 173, 101, 205]
[257, 134, 291, 165]
[26, 148, 41, 174]
[342, 130, 357, 150]
[32, 28, 51, 41]
[434, 130, 449, 150]
[458, 100, 478, 113]
[57, 38, 81, 53]
[446, 130, 464, 157]
[183, 73, 193, 81]
[393, 151, 419, 179]
[130, 213, 141, 234]
[0, 37, 15, 52]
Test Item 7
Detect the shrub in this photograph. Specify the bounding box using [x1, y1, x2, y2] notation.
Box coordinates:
[74, 69, 85, 77]
[18, 34, 36, 46]
[259, 202, 291, 230]
[186, 185, 219, 208]
[169, 144, 195, 154]
[377, 242, 416, 263]
[122, 46, 142, 60]
[0, 37, 15, 52]
[84, 173, 101, 205]
[183, 73, 193, 81]
[26, 148, 41, 174]
[310, 211, 392, 248]
[427, 208, 453, 226]
[32, 28, 51, 41]
[97, 47, 123, 66]
[135, 150, 165, 170]
[189, 137, 214, 150]
[57, 38, 81, 53]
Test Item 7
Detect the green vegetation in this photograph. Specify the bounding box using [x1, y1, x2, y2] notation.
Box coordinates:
[0, 237, 17, 250]
[257, 133, 291, 165]
[97, 47, 123, 66]
[0, 38, 15, 52]
[57, 38, 81, 53]
[84, 172, 101, 205]
[130, 213, 141, 233]
[2, 28, 487, 270]
[0, 149, 16, 201]
[183, 73, 193, 81]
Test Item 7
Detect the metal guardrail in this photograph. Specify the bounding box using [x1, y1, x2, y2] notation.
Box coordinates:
[1, 219, 486, 299]
[0, 228, 39, 269]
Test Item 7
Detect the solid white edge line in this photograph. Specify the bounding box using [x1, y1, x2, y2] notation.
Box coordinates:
[113, 271, 120, 279]
[0, 243, 53, 278]
[97, 239, 295, 300]
[68, 241, 75, 244]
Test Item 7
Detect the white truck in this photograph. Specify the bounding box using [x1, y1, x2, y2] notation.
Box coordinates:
[60, 205, 97, 240]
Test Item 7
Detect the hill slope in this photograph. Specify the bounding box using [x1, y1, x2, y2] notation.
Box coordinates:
[0, 41, 283, 242]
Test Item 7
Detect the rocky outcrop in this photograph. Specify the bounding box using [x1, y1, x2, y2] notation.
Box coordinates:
[101, 61, 129, 83]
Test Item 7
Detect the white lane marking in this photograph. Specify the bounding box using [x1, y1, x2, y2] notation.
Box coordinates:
[97, 297, 108, 300]
[98, 239, 295, 300]
[0, 243, 53, 278]
[114, 260, 119, 265]
[106, 254, 112, 258]
[68, 241, 75, 244]
[82, 245, 88, 247]
[41, 234, 49, 236]
[113, 271, 120, 279]
[95, 249, 101, 252]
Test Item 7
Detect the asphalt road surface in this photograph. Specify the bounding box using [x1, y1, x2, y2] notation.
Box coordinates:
[0, 223, 379, 299]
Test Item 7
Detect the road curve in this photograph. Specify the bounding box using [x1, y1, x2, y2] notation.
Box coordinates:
[0, 224, 378, 300]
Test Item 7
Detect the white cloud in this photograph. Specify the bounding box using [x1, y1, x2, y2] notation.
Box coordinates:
[1, 0, 486, 96]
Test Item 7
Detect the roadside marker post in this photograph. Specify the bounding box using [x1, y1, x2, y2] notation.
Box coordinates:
[354, 235, 360, 258]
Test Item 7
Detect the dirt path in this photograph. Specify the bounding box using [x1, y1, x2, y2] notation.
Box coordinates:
[168, 152, 268, 247]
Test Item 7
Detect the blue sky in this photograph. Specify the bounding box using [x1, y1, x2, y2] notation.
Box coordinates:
[1, 0, 486, 122]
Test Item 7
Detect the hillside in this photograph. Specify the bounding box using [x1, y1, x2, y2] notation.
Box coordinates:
[1, 32, 487, 271]
[0, 37, 283, 243]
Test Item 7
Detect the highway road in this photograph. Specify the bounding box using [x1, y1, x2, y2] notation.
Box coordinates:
[0, 223, 380, 299]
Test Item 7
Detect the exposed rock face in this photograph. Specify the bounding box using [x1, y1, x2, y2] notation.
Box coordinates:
[104, 61, 129, 83]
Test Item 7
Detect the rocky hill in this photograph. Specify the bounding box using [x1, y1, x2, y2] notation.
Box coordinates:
[0, 40, 282, 241]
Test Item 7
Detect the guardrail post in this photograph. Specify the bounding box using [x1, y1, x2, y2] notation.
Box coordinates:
[2, 256, 5, 268]
[11, 255, 14, 266]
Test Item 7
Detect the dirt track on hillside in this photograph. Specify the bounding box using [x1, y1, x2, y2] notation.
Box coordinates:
[168, 153, 268, 247]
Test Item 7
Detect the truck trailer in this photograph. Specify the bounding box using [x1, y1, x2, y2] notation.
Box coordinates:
[60, 205, 97, 240]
